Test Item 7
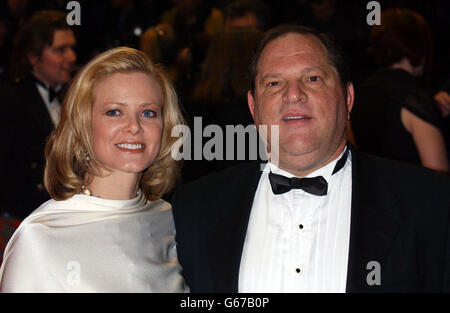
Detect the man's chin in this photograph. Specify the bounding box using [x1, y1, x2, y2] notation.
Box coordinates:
[279, 138, 317, 156]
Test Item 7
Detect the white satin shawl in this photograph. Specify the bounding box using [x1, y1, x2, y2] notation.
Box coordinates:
[0, 191, 188, 292]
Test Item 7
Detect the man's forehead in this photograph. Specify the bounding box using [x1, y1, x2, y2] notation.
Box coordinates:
[51, 29, 76, 46]
[256, 33, 330, 76]
[260, 33, 327, 63]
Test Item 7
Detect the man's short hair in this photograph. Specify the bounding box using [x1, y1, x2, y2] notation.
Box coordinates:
[249, 24, 351, 94]
[10, 10, 72, 79]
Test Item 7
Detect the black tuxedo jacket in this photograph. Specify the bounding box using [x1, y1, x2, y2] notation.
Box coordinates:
[0, 76, 54, 219]
[172, 146, 450, 292]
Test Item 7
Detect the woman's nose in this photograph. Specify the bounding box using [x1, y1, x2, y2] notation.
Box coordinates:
[125, 115, 141, 134]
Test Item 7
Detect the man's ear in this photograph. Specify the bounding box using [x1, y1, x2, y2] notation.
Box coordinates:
[345, 82, 355, 119]
[248, 90, 256, 120]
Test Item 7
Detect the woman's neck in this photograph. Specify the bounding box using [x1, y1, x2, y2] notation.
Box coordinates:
[84, 171, 141, 200]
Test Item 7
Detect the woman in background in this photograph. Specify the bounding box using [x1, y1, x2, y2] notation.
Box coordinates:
[351, 8, 449, 174]
[0, 47, 188, 292]
[180, 27, 263, 181]
[192, 26, 262, 127]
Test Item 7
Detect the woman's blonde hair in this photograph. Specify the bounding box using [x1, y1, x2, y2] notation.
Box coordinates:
[44, 47, 185, 201]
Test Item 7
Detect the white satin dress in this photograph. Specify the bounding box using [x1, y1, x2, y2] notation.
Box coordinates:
[0, 191, 188, 292]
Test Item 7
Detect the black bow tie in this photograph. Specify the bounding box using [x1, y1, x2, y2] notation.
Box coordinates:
[269, 147, 349, 196]
[48, 88, 59, 103]
[34, 77, 62, 103]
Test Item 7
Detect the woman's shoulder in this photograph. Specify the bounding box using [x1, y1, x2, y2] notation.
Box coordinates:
[146, 198, 172, 212]
[145, 199, 172, 220]
[3, 198, 67, 251]
[143, 198, 175, 229]
[17, 197, 76, 224]
[0, 208, 57, 291]
[32, 197, 69, 212]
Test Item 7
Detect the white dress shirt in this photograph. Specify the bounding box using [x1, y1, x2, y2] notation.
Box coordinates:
[239, 148, 352, 293]
[0, 191, 188, 292]
[36, 83, 61, 127]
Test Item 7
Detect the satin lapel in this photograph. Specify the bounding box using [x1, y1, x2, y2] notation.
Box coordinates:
[206, 163, 263, 292]
[22, 77, 54, 136]
[346, 146, 401, 292]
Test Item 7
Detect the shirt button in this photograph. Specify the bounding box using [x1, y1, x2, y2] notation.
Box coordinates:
[31, 162, 38, 169]
[296, 268, 301, 273]
[299, 224, 304, 229]
[36, 183, 44, 192]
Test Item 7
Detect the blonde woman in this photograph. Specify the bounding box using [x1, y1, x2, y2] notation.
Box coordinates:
[0, 47, 188, 292]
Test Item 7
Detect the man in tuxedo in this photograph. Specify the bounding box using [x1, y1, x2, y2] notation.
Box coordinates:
[0, 10, 76, 219]
[172, 25, 450, 292]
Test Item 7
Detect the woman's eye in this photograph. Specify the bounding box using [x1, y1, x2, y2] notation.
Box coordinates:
[106, 109, 120, 116]
[142, 110, 156, 118]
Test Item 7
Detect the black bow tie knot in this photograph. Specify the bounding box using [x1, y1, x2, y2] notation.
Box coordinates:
[269, 173, 328, 196]
[268, 147, 350, 196]
[48, 87, 59, 103]
[34, 76, 62, 103]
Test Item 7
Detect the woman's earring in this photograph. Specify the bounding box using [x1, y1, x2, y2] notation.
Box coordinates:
[81, 149, 90, 162]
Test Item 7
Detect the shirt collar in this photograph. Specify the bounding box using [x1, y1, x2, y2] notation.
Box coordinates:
[267, 147, 348, 184]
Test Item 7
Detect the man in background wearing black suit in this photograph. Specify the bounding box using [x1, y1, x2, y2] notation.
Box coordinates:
[172, 25, 450, 292]
[0, 10, 76, 220]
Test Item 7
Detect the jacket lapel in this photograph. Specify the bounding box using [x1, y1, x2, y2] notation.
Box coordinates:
[346, 146, 401, 292]
[202, 148, 401, 292]
[21, 76, 55, 136]
[206, 162, 263, 292]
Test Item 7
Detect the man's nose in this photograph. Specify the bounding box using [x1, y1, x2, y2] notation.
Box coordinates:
[65, 47, 77, 64]
[282, 81, 307, 104]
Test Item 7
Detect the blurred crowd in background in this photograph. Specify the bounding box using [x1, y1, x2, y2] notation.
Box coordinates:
[1, 1, 448, 84]
[0, 0, 449, 220]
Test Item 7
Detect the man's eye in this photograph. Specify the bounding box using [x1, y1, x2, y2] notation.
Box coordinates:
[142, 110, 156, 118]
[308, 76, 322, 82]
[53, 47, 66, 54]
[267, 81, 280, 87]
[106, 109, 120, 116]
